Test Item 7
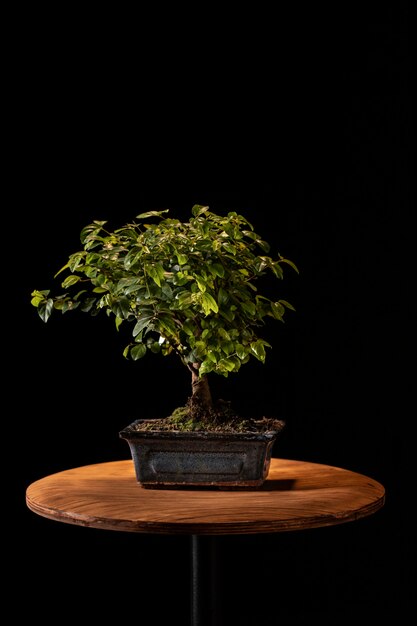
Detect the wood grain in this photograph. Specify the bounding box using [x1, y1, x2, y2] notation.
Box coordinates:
[26, 458, 385, 535]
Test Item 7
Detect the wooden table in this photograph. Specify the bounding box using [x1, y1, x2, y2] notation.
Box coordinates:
[26, 458, 385, 625]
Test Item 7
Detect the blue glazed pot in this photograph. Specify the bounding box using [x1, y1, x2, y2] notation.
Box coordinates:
[119, 419, 285, 489]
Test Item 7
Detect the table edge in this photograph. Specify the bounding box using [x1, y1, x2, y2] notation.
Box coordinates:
[26, 490, 385, 536]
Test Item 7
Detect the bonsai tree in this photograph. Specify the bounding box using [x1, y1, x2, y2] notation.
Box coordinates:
[31, 205, 298, 430]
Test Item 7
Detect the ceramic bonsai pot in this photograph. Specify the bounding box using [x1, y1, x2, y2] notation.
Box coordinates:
[119, 419, 285, 489]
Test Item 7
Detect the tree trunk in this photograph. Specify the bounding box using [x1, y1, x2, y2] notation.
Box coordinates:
[191, 364, 213, 413]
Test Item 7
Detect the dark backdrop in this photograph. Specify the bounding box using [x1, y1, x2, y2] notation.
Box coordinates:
[10, 3, 413, 624]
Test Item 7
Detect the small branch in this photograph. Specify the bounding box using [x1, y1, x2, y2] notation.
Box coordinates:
[187, 361, 200, 376]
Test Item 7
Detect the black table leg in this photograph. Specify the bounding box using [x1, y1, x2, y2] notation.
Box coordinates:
[190, 535, 220, 626]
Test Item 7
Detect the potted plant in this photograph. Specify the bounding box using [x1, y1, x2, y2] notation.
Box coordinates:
[31, 205, 298, 488]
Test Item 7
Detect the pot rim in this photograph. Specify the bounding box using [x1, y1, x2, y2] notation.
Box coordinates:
[119, 418, 285, 441]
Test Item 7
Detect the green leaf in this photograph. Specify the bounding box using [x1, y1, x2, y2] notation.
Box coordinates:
[136, 210, 169, 219]
[217, 327, 231, 340]
[31, 289, 49, 298]
[236, 343, 248, 360]
[68, 252, 86, 272]
[279, 257, 300, 273]
[92, 286, 107, 293]
[54, 263, 70, 279]
[250, 340, 266, 362]
[161, 282, 174, 300]
[201, 296, 210, 316]
[172, 271, 191, 286]
[256, 239, 270, 252]
[31, 294, 44, 307]
[85, 252, 100, 264]
[134, 330, 144, 343]
[112, 297, 131, 320]
[157, 314, 177, 336]
[115, 316, 123, 331]
[208, 263, 224, 278]
[38, 299, 54, 322]
[96, 273, 107, 286]
[223, 242, 236, 255]
[73, 290, 87, 301]
[194, 275, 207, 293]
[133, 315, 153, 337]
[279, 299, 296, 311]
[242, 230, 258, 240]
[62, 300, 80, 313]
[130, 343, 147, 360]
[124, 282, 143, 295]
[114, 226, 139, 239]
[146, 264, 161, 287]
[219, 308, 234, 322]
[117, 277, 141, 291]
[269, 262, 284, 279]
[176, 253, 188, 265]
[271, 302, 285, 320]
[218, 357, 236, 372]
[217, 287, 229, 306]
[80, 297, 96, 312]
[84, 266, 98, 279]
[149, 341, 161, 354]
[182, 319, 196, 336]
[206, 350, 218, 363]
[124, 249, 142, 270]
[201, 292, 219, 315]
[229, 356, 242, 371]
[123, 345, 130, 359]
[221, 341, 234, 356]
[176, 291, 193, 309]
[194, 340, 207, 358]
[191, 205, 209, 216]
[241, 301, 256, 316]
[61, 275, 81, 289]
[146, 263, 165, 287]
[80, 222, 106, 244]
[199, 360, 214, 375]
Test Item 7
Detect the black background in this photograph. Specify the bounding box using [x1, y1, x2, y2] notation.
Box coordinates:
[10, 2, 414, 624]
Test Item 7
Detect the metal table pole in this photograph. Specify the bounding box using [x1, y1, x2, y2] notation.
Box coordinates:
[190, 535, 220, 626]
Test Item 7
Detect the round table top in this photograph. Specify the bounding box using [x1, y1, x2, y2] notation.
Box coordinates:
[26, 458, 385, 535]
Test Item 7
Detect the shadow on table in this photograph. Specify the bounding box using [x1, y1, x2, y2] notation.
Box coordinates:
[260, 479, 297, 491]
